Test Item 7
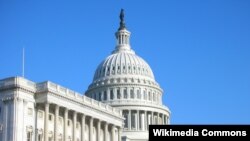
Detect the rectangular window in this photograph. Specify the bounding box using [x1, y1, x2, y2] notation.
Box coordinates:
[144, 90, 147, 100]
[117, 89, 120, 99]
[68, 120, 70, 126]
[38, 134, 42, 141]
[104, 91, 107, 100]
[28, 108, 33, 116]
[130, 89, 134, 99]
[131, 113, 136, 129]
[99, 92, 102, 101]
[124, 89, 127, 99]
[110, 89, 114, 100]
[38, 111, 43, 118]
[59, 117, 63, 125]
[49, 114, 53, 121]
[137, 89, 141, 99]
[27, 132, 32, 141]
[148, 92, 152, 101]
[123, 111, 128, 129]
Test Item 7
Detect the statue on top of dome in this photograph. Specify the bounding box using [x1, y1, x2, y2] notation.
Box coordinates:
[119, 9, 126, 30]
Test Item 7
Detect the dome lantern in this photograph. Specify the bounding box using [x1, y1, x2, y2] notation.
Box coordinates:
[113, 9, 133, 54]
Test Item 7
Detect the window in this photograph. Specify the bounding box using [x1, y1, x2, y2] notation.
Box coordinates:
[148, 92, 152, 101]
[104, 91, 107, 100]
[59, 117, 63, 125]
[130, 89, 134, 99]
[99, 92, 102, 101]
[144, 90, 147, 100]
[123, 89, 127, 99]
[153, 93, 156, 101]
[137, 89, 141, 99]
[123, 111, 128, 128]
[117, 89, 120, 99]
[68, 120, 71, 126]
[38, 111, 43, 118]
[28, 108, 33, 116]
[27, 132, 32, 141]
[38, 134, 42, 141]
[49, 114, 53, 121]
[76, 123, 79, 129]
[131, 113, 136, 129]
[110, 89, 114, 100]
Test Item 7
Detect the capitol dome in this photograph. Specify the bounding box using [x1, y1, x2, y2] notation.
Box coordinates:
[86, 9, 170, 141]
[93, 47, 155, 82]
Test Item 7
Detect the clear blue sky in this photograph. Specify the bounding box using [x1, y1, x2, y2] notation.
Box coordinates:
[0, 0, 250, 124]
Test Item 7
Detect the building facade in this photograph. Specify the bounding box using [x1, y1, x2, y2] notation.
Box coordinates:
[0, 77, 123, 141]
[85, 9, 170, 141]
[0, 10, 170, 141]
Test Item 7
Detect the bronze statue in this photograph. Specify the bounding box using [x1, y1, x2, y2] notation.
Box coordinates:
[119, 9, 126, 30]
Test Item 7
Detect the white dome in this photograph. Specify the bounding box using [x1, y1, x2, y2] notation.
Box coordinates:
[93, 50, 155, 82]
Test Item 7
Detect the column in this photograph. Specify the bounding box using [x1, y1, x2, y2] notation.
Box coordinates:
[89, 117, 93, 141]
[64, 109, 68, 141]
[113, 88, 117, 100]
[107, 89, 110, 101]
[73, 112, 77, 141]
[144, 111, 147, 131]
[151, 112, 153, 125]
[44, 103, 49, 141]
[54, 105, 59, 141]
[128, 110, 131, 130]
[81, 115, 85, 141]
[162, 115, 165, 125]
[118, 127, 122, 141]
[2, 101, 8, 141]
[104, 123, 108, 141]
[97, 120, 101, 141]
[157, 113, 160, 125]
[111, 126, 115, 141]
[137, 110, 140, 130]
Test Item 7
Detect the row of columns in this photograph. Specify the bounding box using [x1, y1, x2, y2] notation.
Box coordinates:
[93, 87, 161, 104]
[43, 103, 122, 141]
[124, 110, 169, 131]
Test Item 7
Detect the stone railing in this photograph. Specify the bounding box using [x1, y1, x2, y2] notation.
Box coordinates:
[0, 77, 123, 117]
[36, 81, 123, 116]
[0, 77, 36, 92]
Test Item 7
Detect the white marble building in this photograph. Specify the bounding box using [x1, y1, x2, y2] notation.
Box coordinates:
[0, 9, 170, 141]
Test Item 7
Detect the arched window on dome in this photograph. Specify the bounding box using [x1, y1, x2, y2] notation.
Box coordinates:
[110, 89, 114, 100]
[104, 91, 107, 101]
[148, 91, 152, 101]
[130, 89, 134, 99]
[124, 89, 128, 99]
[143, 90, 147, 100]
[117, 89, 121, 99]
[99, 92, 102, 101]
[153, 92, 156, 102]
[137, 89, 141, 99]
